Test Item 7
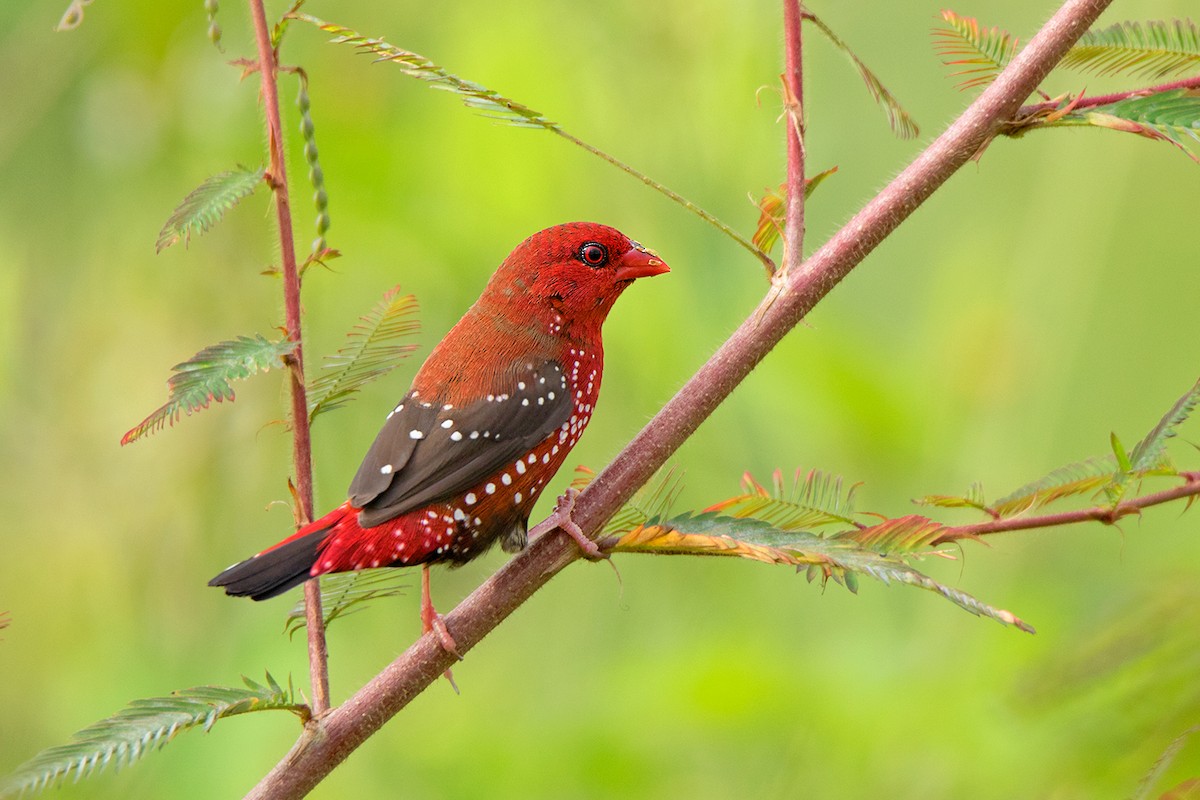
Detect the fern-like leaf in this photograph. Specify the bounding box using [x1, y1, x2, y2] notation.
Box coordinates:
[706, 468, 862, 529]
[285, 569, 409, 638]
[611, 512, 1032, 632]
[991, 456, 1120, 517]
[803, 11, 919, 138]
[121, 335, 297, 445]
[0, 675, 305, 799]
[1129, 376, 1200, 473]
[913, 481, 991, 514]
[308, 286, 420, 422]
[1061, 19, 1200, 80]
[932, 10, 1020, 91]
[155, 166, 265, 252]
[1080, 89, 1200, 162]
[834, 514, 960, 551]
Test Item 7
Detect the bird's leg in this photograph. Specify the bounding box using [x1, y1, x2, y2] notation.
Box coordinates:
[420, 565, 462, 692]
[529, 488, 606, 561]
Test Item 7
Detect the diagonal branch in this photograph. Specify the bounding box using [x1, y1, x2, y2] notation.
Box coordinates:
[245, 0, 1114, 796]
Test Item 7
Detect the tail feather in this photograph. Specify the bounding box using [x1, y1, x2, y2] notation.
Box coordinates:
[208, 528, 329, 601]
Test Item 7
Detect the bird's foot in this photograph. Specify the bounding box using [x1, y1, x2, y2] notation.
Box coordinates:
[421, 565, 462, 693]
[529, 488, 606, 561]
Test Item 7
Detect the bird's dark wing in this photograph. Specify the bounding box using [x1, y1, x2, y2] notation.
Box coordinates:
[348, 360, 572, 527]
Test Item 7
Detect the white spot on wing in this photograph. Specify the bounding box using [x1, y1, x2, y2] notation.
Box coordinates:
[380, 464, 393, 474]
[409, 430, 424, 440]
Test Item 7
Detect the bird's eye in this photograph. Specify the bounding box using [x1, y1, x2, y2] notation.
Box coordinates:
[578, 242, 608, 267]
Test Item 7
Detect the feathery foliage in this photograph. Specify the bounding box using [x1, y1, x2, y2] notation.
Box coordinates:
[803, 11, 919, 138]
[984, 377, 1197, 514]
[835, 514, 958, 552]
[308, 286, 420, 422]
[0, 675, 304, 799]
[285, 569, 409, 638]
[1130, 376, 1200, 472]
[706, 468, 862, 529]
[1060, 19, 1200, 80]
[290, 13, 772, 271]
[990, 456, 1121, 517]
[1081, 89, 1200, 163]
[155, 166, 265, 252]
[913, 481, 990, 513]
[932, 10, 1020, 91]
[121, 335, 297, 445]
[611, 512, 1032, 632]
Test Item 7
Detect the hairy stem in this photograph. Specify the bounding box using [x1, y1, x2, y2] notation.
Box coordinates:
[247, 0, 330, 716]
[782, 0, 805, 276]
[246, 0, 1112, 796]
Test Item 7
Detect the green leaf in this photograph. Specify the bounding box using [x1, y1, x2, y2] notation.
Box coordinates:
[834, 514, 957, 552]
[156, 166, 266, 253]
[286, 569, 409, 638]
[932, 10, 1020, 91]
[308, 286, 421, 422]
[289, 13, 772, 272]
[991, 456, 1120, 517]
[1060, 19, 1200, 80]
[803, 11, 919, 138]
[1079, 89, 1200, 163]
[121, 335, 297, 445]
[913, 481, 991, 514]
[611, 512, 1032, 632]
[0, 675, 305, 799]
[1129, 376, 1200, 473]
[705, 468, 861, 529]
[1111, 432, 1134, 473]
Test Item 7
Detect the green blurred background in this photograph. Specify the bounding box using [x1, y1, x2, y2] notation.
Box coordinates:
[3, 0, 1199, 797]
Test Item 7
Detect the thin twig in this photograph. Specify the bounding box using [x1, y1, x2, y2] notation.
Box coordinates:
[782, 0, 805, 277]
[247, 0, 330, 716]
[1011, 74, 1200, 120]
[245, 1, 1114, 797]
[934, 472, 1200, 543]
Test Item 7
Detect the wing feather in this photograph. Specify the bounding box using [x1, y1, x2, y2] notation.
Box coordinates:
[348, 360, 572, 527]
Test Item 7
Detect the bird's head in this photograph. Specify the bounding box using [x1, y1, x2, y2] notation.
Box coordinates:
[481, 222, 669, 336]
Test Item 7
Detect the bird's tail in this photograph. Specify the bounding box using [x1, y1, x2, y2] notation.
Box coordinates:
[208, 505, 350, 601]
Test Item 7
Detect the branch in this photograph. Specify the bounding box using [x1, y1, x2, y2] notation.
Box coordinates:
[245, 0, 1113, 796]
[934, 472, 1200, 543]
[782, 0, 806, 277]
[1010, 74, 1200, 120]
[247, 0, 330, 716]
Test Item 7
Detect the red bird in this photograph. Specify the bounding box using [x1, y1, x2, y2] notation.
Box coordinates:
[210, 222, 668, 652]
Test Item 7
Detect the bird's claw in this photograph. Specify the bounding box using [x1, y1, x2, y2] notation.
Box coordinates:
[420, 565, 463, 694]
[530, 487, 607, 561]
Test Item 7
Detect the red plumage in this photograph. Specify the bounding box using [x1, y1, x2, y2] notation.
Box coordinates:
[210, 222, 668, 641]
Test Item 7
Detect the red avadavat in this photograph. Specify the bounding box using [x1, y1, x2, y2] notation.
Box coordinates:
[210, 222, 668, 650]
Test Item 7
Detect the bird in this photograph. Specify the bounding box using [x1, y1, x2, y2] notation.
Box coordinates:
[209, 221, 669, 656]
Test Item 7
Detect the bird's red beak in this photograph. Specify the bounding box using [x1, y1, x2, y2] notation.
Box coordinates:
[614, 245, 670, 281]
